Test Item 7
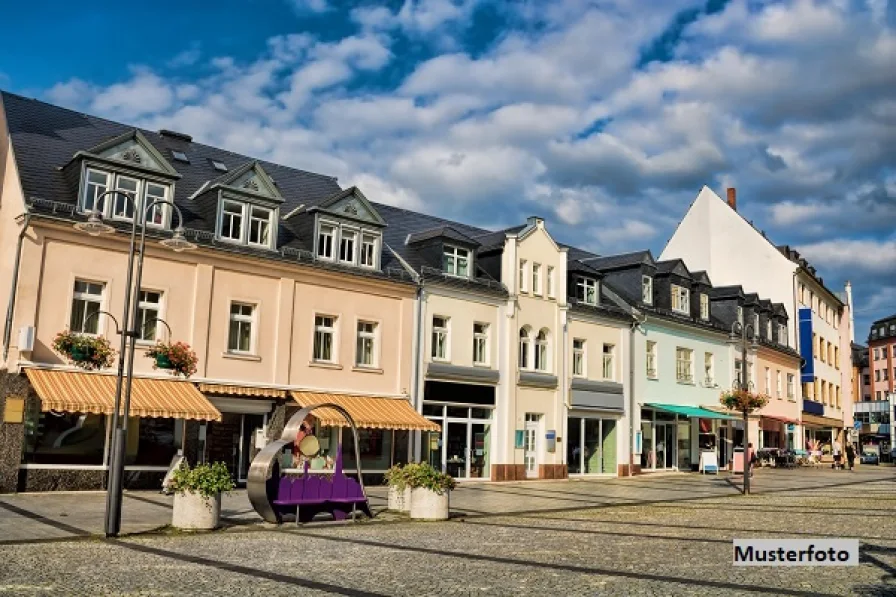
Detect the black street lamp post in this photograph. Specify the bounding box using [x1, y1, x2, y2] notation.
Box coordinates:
[75, 191, 195, 536]
[729, 320, 759, 495]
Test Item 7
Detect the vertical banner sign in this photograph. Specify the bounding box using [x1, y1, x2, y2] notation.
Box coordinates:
[798, 308, 815, 383]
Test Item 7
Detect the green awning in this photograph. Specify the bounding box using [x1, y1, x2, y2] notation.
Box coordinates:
[645, 403, 737, 420]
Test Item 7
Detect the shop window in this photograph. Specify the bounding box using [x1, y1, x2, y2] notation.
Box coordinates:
[341, 428, 392, 471]
[23, 410, 106, 465]
[131, 417, 177, 466]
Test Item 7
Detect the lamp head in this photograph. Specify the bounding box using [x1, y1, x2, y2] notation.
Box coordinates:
[159, 226, 197, 253]
[73, 211, 115, 237]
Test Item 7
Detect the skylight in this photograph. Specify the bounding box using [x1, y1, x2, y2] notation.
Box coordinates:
[211, 160, 228, 172]
[172, 151, 189, 163]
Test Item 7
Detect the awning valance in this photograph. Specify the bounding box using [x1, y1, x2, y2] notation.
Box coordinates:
[761, 414, 800, 425]
[645, 403, 737, 420]
[291, 391, 440, 432]
[198, 383, 287, 399]
[25, 369, 221, 421]
[801, 413, 845, 428]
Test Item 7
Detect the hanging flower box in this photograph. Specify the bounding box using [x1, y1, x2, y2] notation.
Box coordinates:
[719, 389, 770, 413]
[144, 341, 198, 378]
[52, 330, 116, 371]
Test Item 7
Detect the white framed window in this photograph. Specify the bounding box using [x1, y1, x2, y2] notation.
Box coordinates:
[248, 206, 273, 248]
[532, 263, 542, 296]
[443, 246, 470, 277]
[675, 347, 693, 383]
[547, 266, 555, 298]
[535, 329, 549, 372]
[787, 373, 795, 399]
[765, 367, 771, 395]
[735, 359, 743, 387]
[112, 175, 140, 221]
[704, 352, 714, 385]
[602, 344, 614, 380]
[766, 319, 772, 341]
[82, 168, 109, 213]
[646, 340, 657, 378]
[136, 290, 162, 342]
[779, 324, 788, 345]
[228, 302, 255, 354]
[519, 327, 530, 369]
[700, 294, 709, 320]
[356, 321, 377, 367]
[641, 276, 653, 304]
[317, 224, 335, 259]
[70, 280, 104, 334]
[576, 277, 598, 305]
[360, 235, 377, 268]
[671, 285, 689, 314]
[221, 200, 244, 242]
[572, 338, 585, 377]
[313, 315, 337, 362]
[432, 316, 449, 361]
[737, 306, 744, 325]
[339, 229, 356, 264]
[144, 182, 168, 226]
[519, 259, 528, 292]
[776, 370, 782, 399]
[753, 312, 760, 335]
[473, 322, 489, 365]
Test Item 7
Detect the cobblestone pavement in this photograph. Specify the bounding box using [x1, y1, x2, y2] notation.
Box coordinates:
[1, 469, 894, 596]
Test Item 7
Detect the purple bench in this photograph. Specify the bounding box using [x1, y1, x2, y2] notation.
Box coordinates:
[272, 447, 372, 524]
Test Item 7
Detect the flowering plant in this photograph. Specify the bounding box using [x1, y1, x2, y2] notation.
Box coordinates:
[719, 389, 770, 413]
[144, 341, 198, 378]
[52, 329, 116, 370]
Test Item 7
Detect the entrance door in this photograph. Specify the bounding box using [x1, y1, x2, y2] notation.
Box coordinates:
[654, 423, 677, 469]
[237, 414, 265, 483]
[524, 413, 540, 478]
[445, 422, 468, 479]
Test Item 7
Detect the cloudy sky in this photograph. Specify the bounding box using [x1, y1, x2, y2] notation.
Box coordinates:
[1, 0, 894, 336]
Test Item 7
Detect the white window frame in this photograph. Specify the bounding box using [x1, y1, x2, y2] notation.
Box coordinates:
[572, 338, 585, 377]
[313, 314, 338, 363]
[136, 289, 164, 342]
[317, 222, 336, 260]
[443, 245, 470, 278]
[534, 329, 550, 372]
[339, 228, 357, 264]
[704, 352, 714, 385]
[700, 294, 709, 320]
[675, 347, 693, 383]
[776, 370, 782, 399]
[432, 316, 450, 362]
[247, 205, 274, 249]
[602, 344, 614, 380]
[81, 168, 110, 214]
[642, 276, 653, 304]
[111, 174, 141, 222]
[737, 306, 744, 325]
[70, 279, 105, 335]
[646, 340, 657, 379]
[355, 320, 378, 368]
[227, 302, 256, 354]
[753, 313, 760, 335]
[519, 259, 528, 293]
[532, 263, 542, 296]
[576, 277, 598, 306]
[765, 367, 771, 395]
[787, 373, 795, 400]
[360, 234, 378, 269]
[671, 285, 689, 315]
[143, 181, 170, 228]
[547, 266, 555, 298]
[220, 199, 245, 243]
[473, 322, 489, 366]
[519, 327, 531, 369]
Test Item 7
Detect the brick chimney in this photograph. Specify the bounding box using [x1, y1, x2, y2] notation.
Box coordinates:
[726, 187, 737, 210]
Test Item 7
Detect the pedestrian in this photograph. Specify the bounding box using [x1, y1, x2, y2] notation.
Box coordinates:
[845, 442, 856, 471]
[747, 442, 756, 478]
[832, 439, 842, 470]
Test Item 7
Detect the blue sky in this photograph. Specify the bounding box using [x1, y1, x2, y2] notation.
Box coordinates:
[1, 0, 894, 336]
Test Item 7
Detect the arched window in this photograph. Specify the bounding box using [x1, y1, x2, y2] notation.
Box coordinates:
[519, 327, 530, 369]
[535, 329, 549, 372]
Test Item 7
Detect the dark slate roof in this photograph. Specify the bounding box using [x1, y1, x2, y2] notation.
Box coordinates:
[581, 250, 654, 271]
[872, 312, 896, 325]
[691, 270, 712, 286]
[567, 259, 604, 277]
[406, 226, 481, 247]
[470, 225, 525, 251]
[711, 285, 745, 299]
[655, 259, 691, 279]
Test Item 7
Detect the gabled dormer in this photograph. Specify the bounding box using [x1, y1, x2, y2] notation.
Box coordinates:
[406, 225, 480, 279]
[757, 299, 774, 342]
[65, 129, 181, 228]
[709, 285, 745, 328]
[581, 250, 657, 307]
[654, 259, 692, 316]
[193, 160, 282, 250]
[567, 261, 603, 306]
[771, 303, 789, 345]
[309, 187, 386, 269]
[690, 270, 712, 321]
[743, 293, 761, 336]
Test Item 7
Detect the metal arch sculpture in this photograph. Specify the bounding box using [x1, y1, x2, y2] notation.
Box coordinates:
[247, 403, 368, 524]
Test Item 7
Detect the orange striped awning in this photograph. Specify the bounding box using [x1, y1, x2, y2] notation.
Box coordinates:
[198, 383, 287, 399]
[291, 391, 440, 432]
[25, 369, 221, 421]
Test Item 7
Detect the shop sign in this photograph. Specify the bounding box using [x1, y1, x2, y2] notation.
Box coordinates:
[3, 396, 25, 423]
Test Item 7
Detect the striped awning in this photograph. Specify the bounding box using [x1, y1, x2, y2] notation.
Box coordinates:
[25, 369, 221, 421]
[198, 383, 287, 399]
[291, 391, 440, 432]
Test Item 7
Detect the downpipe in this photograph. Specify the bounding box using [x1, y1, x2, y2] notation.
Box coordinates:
[411, 280, 425, 461]
[3, 213, 31, 363]
[628, 314, 646, 477]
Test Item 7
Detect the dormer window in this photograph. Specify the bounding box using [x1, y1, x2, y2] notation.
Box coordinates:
[766, 319, 772, 341]
[575, 277, 598, 305]
[671, 284, 689, 315]
[443, 245, 470, 277]
[80, 167, 170, 227]
[361, 235, 377, 267]
[248, 206, 272, 247]
[318, 224, 335, 259]
[753, 313, 760, 334]
[217, 199, 275, 249]
[700, 294, 709, 320]
[340, 230, 356, 263]
[737, 306, 744, 325]
[221, 200, 243, 242]
[315, 219, 381, 268]
[642, 276, 653, 304]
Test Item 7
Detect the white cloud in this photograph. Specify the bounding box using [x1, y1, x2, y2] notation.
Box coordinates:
[288, 0, 330, 14]
[798, 239, 896, 274]
[167, 44, 202, 68]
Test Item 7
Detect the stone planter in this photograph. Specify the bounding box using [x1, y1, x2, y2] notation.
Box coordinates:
[409, 487, 449, 520]
[388, 486, 411, 512]
[172, 490, 221, 530]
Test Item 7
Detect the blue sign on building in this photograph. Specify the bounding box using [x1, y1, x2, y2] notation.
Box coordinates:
[798, 307, 815, 383]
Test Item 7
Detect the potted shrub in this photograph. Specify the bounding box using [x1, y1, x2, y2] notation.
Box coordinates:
[144, 341, 198, 378]
[384, 464, 411, 512]
[52, 330, 116, 370]
[405, 462, 456, 521]
[168, 461, 235, 530]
